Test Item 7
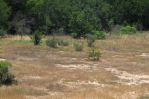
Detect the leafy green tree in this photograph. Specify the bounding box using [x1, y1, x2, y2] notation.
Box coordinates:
[1, 0, 148, 36]
[0, 0, 11, 29]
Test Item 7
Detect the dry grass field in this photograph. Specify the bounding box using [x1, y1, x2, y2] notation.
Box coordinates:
[0, 32, 149, 99]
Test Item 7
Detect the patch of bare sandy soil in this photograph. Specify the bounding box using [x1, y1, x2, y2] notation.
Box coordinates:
[57, 79, 110, 89]
[0, 58, 6, 61]
[105, 67, 149, 85]
[55, 64, 98, 71]
[140, 53, 149, 58]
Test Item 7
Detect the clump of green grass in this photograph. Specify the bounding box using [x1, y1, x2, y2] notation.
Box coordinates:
[0, 60, 16, 85]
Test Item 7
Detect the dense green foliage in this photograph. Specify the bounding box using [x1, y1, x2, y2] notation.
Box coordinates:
[92, 31, 106, 39]
[32, 30, 43, 45]
[0, 60, 15, 85]
[120, 26, 137, 34]
[0, 0, 10, 31]
[0, 0, 148, 37]
[0, 29, 7, 37]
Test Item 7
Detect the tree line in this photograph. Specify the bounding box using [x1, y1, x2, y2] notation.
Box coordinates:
[0, 0, 149, 37]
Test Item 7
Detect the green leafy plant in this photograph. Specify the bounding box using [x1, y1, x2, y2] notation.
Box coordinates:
[46, 38, 69, 48]
[120, 25, 137, 34]
[86, 34, 97, 47]
[71, 33, 78, 39]
[59, 40, 69, 46]
[0, 60, 16, 85]
[92, 30, 106, 39]
[32, 30, 43, 45]
[88, 49, 101, 61]
[46, 38, 59, 48]
[73, 43, 83, 51]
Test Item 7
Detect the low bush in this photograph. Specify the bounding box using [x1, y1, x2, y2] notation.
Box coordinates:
[71, 33, 79, 39]
[86, 34, 97, 47]
[73, 43, 83, 51]
[92, 30, 106, 39]
[88, 49, 101, 61]
[46, 38, 69, 48]
[59, 40, 69, 46]
[120, 25, 137, 34]
[0, 60, 16, 85]
[46, 38, 59, 48]
[32, 30, 43, 45]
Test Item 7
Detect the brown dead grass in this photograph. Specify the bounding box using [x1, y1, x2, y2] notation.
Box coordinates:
[0, 32, 149, 99]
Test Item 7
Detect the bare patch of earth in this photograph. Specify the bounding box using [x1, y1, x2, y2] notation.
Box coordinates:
[140, 53, 149, 58]
[55, 64, 98, 70]
[105, 67, 149, 85]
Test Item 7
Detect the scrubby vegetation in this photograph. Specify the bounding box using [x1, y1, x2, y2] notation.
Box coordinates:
[46, 38, 59, 48]
[86, 34, 97, 47]
[120, 26, 137, 34]
[57, 39, 69, 46]
[73, 43, 83, 51]
[88, 49, 101, 61]
[32, 30, 43, 45]
[0, 60, 16, 85]
[92, 31, 106, 39]
[46, 37, 69, 48]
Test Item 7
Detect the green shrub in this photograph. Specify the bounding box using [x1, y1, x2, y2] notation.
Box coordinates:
[71, 33, 79, 39]
[0, 60, 16, 85]
[92, 30, 106, 39]
[59, 40, 69, 46]
[0, 29, 7, 37]
[88, 49, 101, 61]
[73, 43, 83, 51]
[46, 38, 59, 48]
[120, 26, 137, 34]
[32, 30, 43, 45]
[69, 12, 93, 38]
[86, 34, 97, 47]
[46, 38, 69, 48]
